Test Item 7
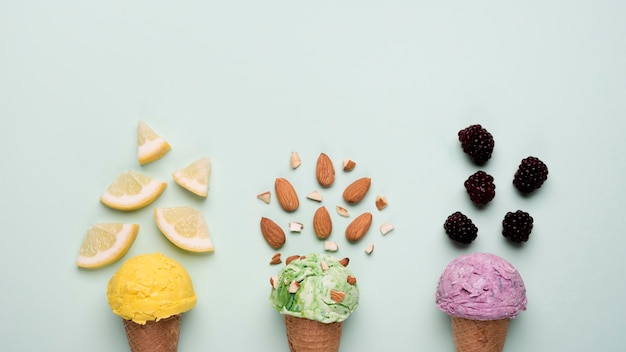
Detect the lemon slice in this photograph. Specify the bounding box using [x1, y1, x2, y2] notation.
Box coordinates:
[76, 223, 139, 269]
[138, 120, 171, 165]
[172, 157, 211, 197]
[100, 170, 167, 211]
[154, 206, 214, 253]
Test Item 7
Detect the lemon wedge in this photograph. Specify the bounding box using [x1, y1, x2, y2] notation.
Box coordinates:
[100, 170, 167, 211]
[172, 157, 211, 197]
[154, 206, 214, 253]
[137, 120, 171, 165]
[76, 223, 139, 269]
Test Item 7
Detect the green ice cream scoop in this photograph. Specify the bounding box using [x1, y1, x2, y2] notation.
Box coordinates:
[269, 254, 359, 323]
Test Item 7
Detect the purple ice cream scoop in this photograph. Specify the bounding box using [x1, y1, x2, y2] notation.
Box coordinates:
[435, 252, 527, 320]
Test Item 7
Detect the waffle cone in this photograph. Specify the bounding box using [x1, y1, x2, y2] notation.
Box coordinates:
[450, 317, 509, 352]
[122, 314, 182, 352]
[283, 315, 343, 352]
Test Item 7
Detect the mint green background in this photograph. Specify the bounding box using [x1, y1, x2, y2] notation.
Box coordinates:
[1, 1, 625, 351]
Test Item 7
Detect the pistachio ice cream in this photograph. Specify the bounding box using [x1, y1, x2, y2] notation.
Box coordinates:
[270, 253, 359, 323]
[269, 253, 359, 351]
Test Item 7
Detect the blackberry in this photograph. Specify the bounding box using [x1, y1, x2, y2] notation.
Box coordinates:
[458, 124, 494, 164]
[443, 211, 478, 244]
[464, 171, 496, 206]
[513, 156, 549, 194]
[502, 210, 534, 243]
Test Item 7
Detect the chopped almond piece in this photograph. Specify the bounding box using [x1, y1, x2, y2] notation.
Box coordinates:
[380, 223, 394, 236]
[257, 191, 271, 204]
[330, 289, 346, 302]
[342, 159, 356, 171]
[269, 253, 282, 265]
[306, 191, 323, 202]
[285, 255, 300, 265]
[375, 195, 388, 210]
[290, 152, 302, 169]
[289, 222, 304, 232]
[324, 241, 338, 252]
[336, 205, 349, 217]
[288, 280, 300, 293]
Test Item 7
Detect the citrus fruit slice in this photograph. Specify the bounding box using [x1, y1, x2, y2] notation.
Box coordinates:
[172, 157, 211, 197]
[137, 120, 171, 165]
[100, 170, 167, 211]
[76, 223, 139, 269]
[154, 206, 214, 253]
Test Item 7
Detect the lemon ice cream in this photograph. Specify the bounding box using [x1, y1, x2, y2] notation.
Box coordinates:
[107, 252, 196, 324]
[106, 252, 196, 352]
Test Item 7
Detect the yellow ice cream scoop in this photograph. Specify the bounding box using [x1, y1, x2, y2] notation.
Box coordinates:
[107, 252, 197, 324]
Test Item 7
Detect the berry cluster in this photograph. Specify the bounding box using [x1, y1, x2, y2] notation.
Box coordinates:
[502, 210, 534, 243]
[513, 156, 549, 194]
[443, 212, 478, 244]
[464, 171, 496, 206]
[458, 124, 494, 164]
[443, 124, 549, 245]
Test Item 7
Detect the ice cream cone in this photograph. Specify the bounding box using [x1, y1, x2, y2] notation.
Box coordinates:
[122, 314, 182, 352]
[450, 317, 509, 352]
[283, 315, 343, 352]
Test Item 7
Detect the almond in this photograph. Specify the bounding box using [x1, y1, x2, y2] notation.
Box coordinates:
[270, 276, 279, 289]
[330, 289, 346, 302]
[285, 254, 301, 265]
[306, 191, 323, 202]
[316, 153, 335, 187]
[347, 275, 357, 285]
[336, 205, 349, 217]
[343, 177, 371, 204]
[365, 242, 375, 255]
[343, 159, 356, 171]
[375, 194, 388, 210]
[338, 257, 350, 267]
[324, 241, 339, 252]
[289, 222, 304, 233]
[269, 253, 282, 265]
[275, 177, 299, 212]
[345, 212, 372, 242]
[289, 280, 300, 293]
[257, 191, 271, 204]
[380, 223, 394, 235]
[260, 217, 286, 249]
[313, 206, 332, 239]
[290, 151, 301, 169]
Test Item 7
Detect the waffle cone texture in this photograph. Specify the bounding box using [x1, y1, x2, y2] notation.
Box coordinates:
[283, 315, 343, 352]
[123, 314, 182, 352]
[450, 317, 509, 352]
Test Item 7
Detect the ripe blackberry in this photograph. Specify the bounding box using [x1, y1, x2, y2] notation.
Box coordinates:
[464, 171, 496, 206]
[513, 156, 549, 194]
[458, 124, 494, 164]
[502, 210, 534, 243]
[443, 211, 478, 244]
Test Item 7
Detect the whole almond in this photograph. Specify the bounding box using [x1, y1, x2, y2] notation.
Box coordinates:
[345, 212, 372, 242]
[313, 206, 333, 239]
[343, 177, 371, 204]
[316, 153, 335, 187]
[260, 217, 286, 249]
[275, 177, 299, 212]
